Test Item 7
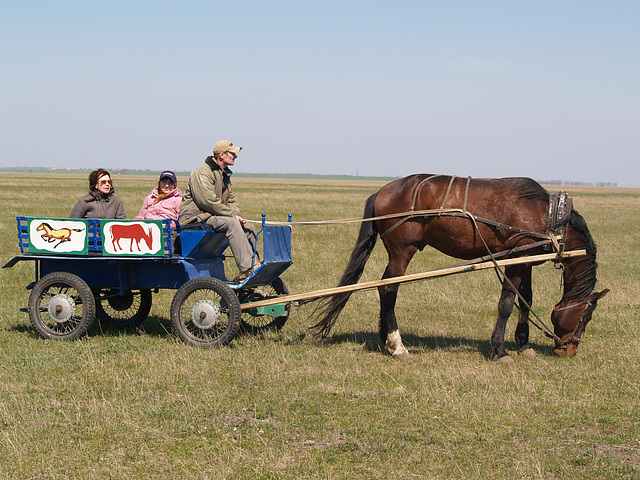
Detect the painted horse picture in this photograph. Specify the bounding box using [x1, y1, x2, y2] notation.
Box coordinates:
[36, 222, 84, 249]
[312, 174, 608, 360]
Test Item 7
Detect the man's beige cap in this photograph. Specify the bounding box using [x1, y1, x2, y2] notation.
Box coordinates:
[213, 140, 243, 154]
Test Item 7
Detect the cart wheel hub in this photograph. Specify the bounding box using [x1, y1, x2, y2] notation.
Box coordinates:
[48, 294, 75, 323]
[191, 300, 220, 329]
[106, 290, 134, 311]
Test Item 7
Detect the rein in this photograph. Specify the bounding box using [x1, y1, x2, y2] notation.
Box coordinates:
[256, 208, 550, 243]
[452, 210, 564, 343]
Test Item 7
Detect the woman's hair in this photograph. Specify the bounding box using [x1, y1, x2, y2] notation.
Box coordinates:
[87, 168, 114, 199]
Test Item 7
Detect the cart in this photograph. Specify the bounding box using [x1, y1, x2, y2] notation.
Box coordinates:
[2, 214, 293, 347]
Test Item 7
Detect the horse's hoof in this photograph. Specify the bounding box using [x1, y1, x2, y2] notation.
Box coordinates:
[495, 354, 514, 363]
[391, 350, 411, 360]
[518, 347, 537, 357]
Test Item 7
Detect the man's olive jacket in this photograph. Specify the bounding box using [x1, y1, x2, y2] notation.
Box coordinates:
[179, 157, 240, 227]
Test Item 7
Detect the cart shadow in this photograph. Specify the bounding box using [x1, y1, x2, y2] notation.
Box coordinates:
[11, 324, 34, 334]
[100, 315, 174, 338]
[10, 317, 175, 340]
[324, 331, 557, 358]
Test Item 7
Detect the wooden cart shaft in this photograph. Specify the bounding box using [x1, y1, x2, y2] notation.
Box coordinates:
[240, 249, 586, 310]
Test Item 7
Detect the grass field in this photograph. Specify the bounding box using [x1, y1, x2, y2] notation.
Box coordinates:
[0, 172, 638, 479]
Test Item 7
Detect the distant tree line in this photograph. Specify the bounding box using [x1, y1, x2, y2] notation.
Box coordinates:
[538, 180, 617, 187]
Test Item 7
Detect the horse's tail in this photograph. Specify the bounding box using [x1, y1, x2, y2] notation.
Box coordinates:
[310, 192, 379, 337]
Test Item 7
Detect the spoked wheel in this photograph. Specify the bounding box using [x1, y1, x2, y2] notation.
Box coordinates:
[93, 288, 152, 328]
[237, 278, 290, 334]
[28, 272, 96, 340]
[170, 277, 241, 347]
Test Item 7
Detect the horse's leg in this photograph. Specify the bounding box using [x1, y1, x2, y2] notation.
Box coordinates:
[490, 265, 523, 361]
[514, 267, 536, 356]
[378, 251, 414, 359]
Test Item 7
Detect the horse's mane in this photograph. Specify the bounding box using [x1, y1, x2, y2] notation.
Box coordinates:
[510, 178, 550, 201]
[562, 209, 598, 300]
[568, 210, 597, 257]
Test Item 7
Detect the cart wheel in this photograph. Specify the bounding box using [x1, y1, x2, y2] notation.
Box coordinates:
[238, 278, 290, 334]
[28, 272, 96, 340]
[94, 288, 152, 328]
[170, 277, 241, 347]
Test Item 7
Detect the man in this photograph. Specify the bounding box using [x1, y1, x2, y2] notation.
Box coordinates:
[179, 140, 258, 283]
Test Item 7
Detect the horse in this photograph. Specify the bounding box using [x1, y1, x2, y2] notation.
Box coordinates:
[36, 223, 84, 249]
[311, 174, 608, 361]
[110, 223, 154, 252]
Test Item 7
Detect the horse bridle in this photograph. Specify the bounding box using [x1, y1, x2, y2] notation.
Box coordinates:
[551, 298, 594, 348]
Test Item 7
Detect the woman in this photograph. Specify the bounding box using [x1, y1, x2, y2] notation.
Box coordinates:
[135, 170, 181, 226]
[70, 169, 126, 219]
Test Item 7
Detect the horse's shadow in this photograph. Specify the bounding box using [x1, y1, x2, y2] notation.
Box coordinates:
[323, 330, 557, 358]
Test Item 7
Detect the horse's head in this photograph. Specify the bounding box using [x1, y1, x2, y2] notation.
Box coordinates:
[551, 289, 609, 356]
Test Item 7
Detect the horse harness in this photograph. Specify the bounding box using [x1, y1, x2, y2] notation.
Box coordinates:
[380, 175, 570, 253]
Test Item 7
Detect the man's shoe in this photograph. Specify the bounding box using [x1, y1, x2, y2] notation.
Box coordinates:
[233, 268, 253, 284]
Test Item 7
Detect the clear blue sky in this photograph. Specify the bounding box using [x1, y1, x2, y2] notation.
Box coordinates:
[2, 1, 639, 185]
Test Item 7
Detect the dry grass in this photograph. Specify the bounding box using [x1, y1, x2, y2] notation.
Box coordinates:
[0, 172, 638, 479]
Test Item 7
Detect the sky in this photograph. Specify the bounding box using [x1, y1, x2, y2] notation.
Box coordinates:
[2, 1, 639, 186]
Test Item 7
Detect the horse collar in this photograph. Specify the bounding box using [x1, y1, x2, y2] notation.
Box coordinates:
[547, 191, 572, 236]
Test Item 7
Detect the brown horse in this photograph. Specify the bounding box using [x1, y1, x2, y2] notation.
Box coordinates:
[312, 175, 608, 360]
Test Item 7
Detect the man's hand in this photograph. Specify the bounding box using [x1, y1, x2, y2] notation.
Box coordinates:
[236, 215, 246, 225]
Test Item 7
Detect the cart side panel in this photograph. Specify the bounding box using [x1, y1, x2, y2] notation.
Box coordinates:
[16, 217, 174, 257]
[38, 257, 226, 290]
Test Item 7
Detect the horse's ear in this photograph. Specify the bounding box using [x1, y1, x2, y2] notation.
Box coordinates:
[593, 289, 610, 301]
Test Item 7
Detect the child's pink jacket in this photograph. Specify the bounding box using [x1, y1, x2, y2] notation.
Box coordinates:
[135, 187, 182, 227]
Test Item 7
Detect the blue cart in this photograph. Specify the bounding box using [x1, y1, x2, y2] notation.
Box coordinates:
[2, 215, 293, 347]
